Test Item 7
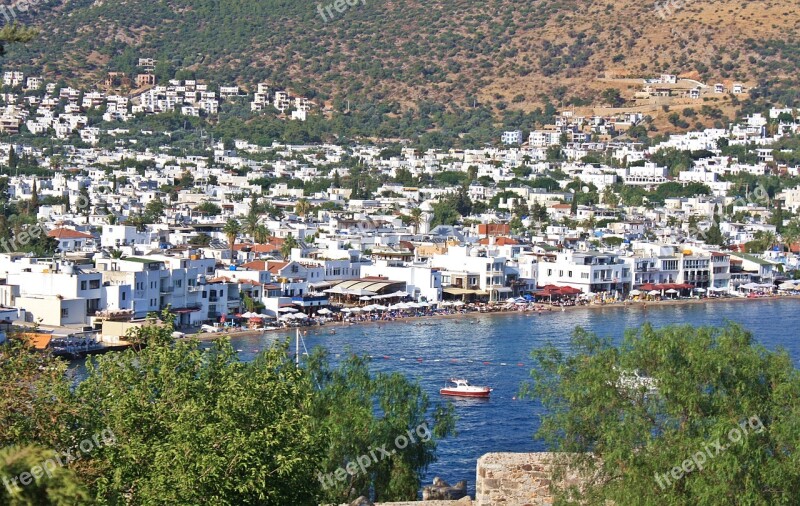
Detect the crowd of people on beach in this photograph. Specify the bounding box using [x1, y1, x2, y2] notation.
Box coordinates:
[196, 286, 796, 337]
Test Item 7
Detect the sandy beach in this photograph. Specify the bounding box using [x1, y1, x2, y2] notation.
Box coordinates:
[185, 294, 800, 341]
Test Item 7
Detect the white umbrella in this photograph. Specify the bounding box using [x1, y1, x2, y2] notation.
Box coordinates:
[629, 289, 641, 296]
[647, 290, 659, 296]
[440, 301, 453, 306]
[317, 308, 332, 315]
[665, 289, 679, 294]
[453, 300, 464, 306]
[340, 308, 352, 313]
[359, 296, 372, 301]
[293, 313, 308, 319]
[694, 288, 706, 293]
[278, 307, 298, 313]
[417, 301, 430, 307]
[350, 307, 362, 313]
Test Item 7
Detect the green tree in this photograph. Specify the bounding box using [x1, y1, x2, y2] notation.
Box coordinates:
[295, 198, 311, 219]
[196, 201, 222, 216]
[0, 24, 37, 56]
[705, 204, 725, 246]
[222, 218, 241, 264]
[0, 445, 90, 505]
[76, 333, 323, 504]
[601, 88, 624, 107]
[188, 233, 213, 247]
[782, 218, 800, 249]
[409, 207, 423, 234]
[602, 186, 619, 207]
[254, 224, 271, 244]
[281, 233, 298, 259]
[307, 350, 454, 503]
[525, 323, 800, 505]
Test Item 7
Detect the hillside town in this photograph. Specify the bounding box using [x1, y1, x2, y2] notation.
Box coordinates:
[0, 70, 797, 346]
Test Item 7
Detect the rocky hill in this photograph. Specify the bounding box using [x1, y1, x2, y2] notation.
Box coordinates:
[1, 0, 797, 112]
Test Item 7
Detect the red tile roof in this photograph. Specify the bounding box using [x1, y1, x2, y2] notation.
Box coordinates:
[47, 228, 93, 239]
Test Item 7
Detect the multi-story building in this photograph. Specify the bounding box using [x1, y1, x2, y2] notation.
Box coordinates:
[432, 246, 509, 302]
[538, 250, 632, 294]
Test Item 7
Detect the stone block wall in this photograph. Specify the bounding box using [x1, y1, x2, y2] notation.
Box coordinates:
[475, 452, 564, 506]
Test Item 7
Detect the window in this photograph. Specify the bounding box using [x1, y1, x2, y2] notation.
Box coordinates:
[80, 281, 87, 290]
[61, 308, 69, 317]
[122, 292, 126, 300]
[568, 271, 572, 278]
[89, 280, 100, 289]
[547, 269, 552, 276]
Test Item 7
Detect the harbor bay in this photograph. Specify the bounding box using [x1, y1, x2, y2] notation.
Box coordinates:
[207, 298, 800, 496]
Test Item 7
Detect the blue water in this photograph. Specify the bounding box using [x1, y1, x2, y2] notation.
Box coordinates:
[69, 299, 800, 495]
[219, 299, 800, 494]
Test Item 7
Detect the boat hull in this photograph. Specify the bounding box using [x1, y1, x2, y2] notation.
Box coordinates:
[439, 388, 491, 398]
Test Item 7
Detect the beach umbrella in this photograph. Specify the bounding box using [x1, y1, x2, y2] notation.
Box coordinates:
[779, 282, 797, 290]
[359, 296, 372, 301]
[278, 307, 298, 313]
[317, 308, 331, 315]
[340, 308, 352, 313]
[440, 301, 452, 306]
[350, 307, 362, 313]
[418, 301, 430, 307]
[374, 304, 388, 311]
[694, 288, 706, 293]
[629, 289, 641, 296]
[647, 290, 659, 296]
[665, 289, 679, 294]
[453, 301, 464, 306]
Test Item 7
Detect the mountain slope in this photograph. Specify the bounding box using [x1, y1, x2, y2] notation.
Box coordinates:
[4, 0, 800, 111]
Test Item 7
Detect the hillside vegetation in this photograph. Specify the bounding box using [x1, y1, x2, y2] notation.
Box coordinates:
[4, 1, 799, 107]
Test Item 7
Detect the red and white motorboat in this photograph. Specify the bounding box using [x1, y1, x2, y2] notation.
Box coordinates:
[439, 378, 492, 398]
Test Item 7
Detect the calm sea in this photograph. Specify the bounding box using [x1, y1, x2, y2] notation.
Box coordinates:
[74, 299, 800, 496]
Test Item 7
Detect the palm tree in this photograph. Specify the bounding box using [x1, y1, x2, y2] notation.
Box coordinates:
[222, 218, 241, 264]
[409, 207, 423, 234]
[294, 198, 311, 219]
[753, 230, 777, 253]
[253, 224, 271, 244]
[242, 213, 260, 239]
[280, 233, 298, 259]
[781, 219, 800, 250]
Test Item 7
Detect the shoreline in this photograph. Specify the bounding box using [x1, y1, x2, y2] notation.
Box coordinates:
[186, 294, 800, 341]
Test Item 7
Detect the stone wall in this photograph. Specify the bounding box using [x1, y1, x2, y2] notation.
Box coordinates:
[475, 452, 566, 506]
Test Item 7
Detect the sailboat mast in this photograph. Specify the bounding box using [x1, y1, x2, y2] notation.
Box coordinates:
[295, 327, 300, 367]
